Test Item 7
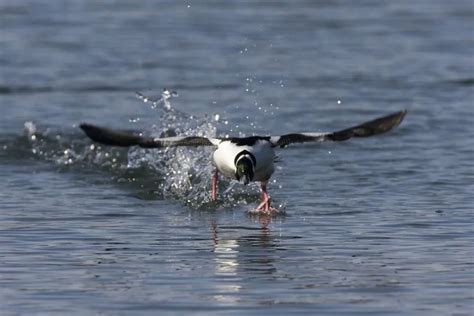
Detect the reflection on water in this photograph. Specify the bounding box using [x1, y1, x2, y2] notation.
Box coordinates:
[213, 231, 239, 276]
[212, 232, 241, 304]
[210, 215, 281, 304]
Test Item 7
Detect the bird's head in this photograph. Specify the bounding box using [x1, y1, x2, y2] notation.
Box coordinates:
[235, 156, 254, 185]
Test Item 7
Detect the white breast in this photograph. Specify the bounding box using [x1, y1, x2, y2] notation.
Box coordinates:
[212, 140, 275, 182]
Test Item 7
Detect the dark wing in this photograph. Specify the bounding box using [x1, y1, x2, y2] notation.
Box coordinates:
[271, 110, 407, 147]
[80, 124, 216, 148]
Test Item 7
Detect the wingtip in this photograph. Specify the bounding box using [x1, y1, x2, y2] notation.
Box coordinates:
[79, 123, 115, 144]
[79, 123, 100, 139]
[393, 109, 408, 127]
[79, 123, 89, 133]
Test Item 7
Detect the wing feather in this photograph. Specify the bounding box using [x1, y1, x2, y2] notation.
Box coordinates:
[81, 110, 406, 149]
[271, 110, 407, 147]
[80, 124, 216, 148]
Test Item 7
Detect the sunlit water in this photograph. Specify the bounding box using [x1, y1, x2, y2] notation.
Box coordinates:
[1, 1, 473, 315]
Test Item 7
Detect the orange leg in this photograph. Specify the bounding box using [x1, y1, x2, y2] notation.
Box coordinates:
[256, 182, 276, 213]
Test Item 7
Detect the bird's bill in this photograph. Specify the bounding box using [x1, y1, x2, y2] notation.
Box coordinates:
[239, 174, 251, 185]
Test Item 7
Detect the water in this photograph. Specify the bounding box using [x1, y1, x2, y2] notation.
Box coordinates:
[1, 1, 473, 315]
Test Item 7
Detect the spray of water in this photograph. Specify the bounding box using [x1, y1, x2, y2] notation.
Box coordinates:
[129, 89, 258, 208]
[22, 121, 127, 169]
[15, 89, 258, 209]
[19, 89, 262, 209]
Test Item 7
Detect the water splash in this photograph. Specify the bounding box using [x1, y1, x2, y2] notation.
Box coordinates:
[13, 90, 274, 209]
[136, 88, 178, 111]
[22, 121, 127, 169]
[126, 90, 261, 207]
[129, 92, 253, 208]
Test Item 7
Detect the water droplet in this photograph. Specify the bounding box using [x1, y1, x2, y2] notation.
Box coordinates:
[24, 121, 37, 135]
[337, 100, 342, 104]
[162, 90, 171, 99]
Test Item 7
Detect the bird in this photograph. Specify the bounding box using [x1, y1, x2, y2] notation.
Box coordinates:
[80, 110, 407, 212]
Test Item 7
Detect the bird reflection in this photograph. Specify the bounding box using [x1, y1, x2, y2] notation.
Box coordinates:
[209, 213, 281, 303]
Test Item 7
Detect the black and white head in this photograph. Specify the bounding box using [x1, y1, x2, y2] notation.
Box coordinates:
[234, 151, 255, 185]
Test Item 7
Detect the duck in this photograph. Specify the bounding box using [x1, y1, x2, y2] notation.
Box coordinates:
[80, 110, 407, 212]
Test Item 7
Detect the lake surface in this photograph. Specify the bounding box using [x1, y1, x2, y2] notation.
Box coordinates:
[1, 1, 473, 315]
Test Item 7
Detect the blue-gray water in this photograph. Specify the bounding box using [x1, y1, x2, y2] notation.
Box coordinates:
[1, 1, 473, 315]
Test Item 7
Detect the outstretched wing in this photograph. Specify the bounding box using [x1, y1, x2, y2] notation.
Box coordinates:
[270, 110, 407, 147]
[80, 124, 217, 148]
